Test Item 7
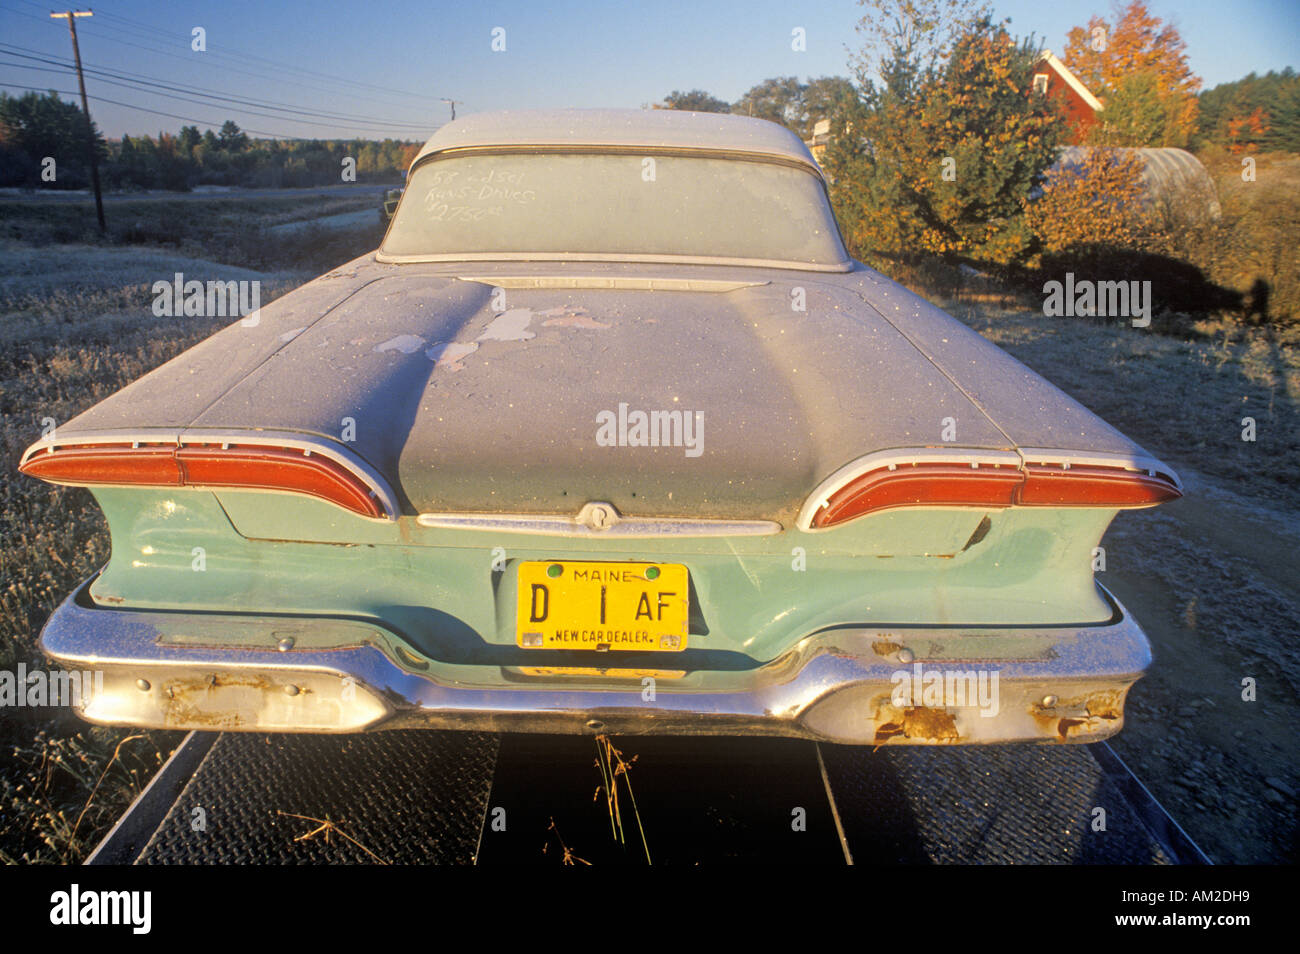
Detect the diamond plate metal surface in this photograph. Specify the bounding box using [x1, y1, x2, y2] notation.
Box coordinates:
[136, 731, 499, 864]
[820, 743, 1173, 864]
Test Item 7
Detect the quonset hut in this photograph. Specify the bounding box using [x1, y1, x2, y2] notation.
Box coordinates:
[1053, 146, 1222, 223]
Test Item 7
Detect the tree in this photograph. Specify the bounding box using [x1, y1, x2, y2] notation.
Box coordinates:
[1196, 69, 1300, 152]
[1064, 1, 1199, 147]
[0, 90, 106, 187]
[798, 77, 858, 139]
[732, 76, 804, 128]
[827, 12, 1062, 266]
[660, 90, 729, 113]
[1092, 72, 1169, 146]
[177, 125, 202, 157]
[1026, 147, 1153, 253]
[217, 120, 249, 152]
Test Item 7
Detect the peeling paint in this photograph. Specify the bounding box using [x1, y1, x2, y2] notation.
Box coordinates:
[373, 334, 425, 354]
[536, 305, 611, 329]
[477, 308, 535, 342]
[425, 340, 478, 371]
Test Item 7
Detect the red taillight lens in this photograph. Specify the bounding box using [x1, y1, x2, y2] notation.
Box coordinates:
[814, 463, 1023, 529]
[19, 444, 182, 486]
[1019, 464, 1183, 507]
[19, 442, 384, 519]
[811, 460, 1181, 529]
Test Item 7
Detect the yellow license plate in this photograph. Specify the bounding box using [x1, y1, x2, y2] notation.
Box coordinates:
[516, 561, 689, 651]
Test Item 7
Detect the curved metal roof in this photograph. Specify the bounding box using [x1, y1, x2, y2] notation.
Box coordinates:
[1055, 146, 1222, 219]
[412, 108, 818, 169]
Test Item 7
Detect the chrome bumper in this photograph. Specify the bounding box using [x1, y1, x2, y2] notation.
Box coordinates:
[40, 582, 1150, 745]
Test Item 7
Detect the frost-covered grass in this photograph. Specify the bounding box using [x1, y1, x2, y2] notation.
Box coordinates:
[0, 196, 380, 862]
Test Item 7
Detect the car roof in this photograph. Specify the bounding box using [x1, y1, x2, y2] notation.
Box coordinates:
[411, 108, 819, 170]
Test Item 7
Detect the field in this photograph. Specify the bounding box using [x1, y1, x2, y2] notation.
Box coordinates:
[944, 294, 1299, 863]
[0, 191, 385, 862]
[0, 191, 1296, 863]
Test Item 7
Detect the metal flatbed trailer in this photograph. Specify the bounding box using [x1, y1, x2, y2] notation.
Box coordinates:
[87, 731, 1210, 865]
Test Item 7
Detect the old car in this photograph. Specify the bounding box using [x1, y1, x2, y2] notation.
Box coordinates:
[21, 109, 1181, 744]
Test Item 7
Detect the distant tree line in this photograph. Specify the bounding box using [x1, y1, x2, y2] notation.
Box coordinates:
[1195, 69, 1300, 153]
[0, 91, 419, 190]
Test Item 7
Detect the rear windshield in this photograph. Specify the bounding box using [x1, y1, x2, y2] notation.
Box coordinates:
[378, 152, 848, 268]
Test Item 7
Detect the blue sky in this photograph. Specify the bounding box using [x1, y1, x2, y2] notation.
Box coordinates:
[1, 0, 1296, 140]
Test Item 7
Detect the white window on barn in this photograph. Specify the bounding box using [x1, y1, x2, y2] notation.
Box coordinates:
[1033, 74, 1049, 95]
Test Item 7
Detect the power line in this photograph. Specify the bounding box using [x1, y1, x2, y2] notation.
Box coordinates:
[0, 44, 434, 131]
[0, 82, 305, 137]
[3, 0, 442, 110]
[90, 7, 440, 101]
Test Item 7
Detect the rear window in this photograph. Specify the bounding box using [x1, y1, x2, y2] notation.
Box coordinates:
[378, 152, 848, 268]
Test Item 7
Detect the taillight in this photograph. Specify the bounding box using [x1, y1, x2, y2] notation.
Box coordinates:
[19, 441, 386, 519]
[807, 455, 1181, 529]
[1019, 464, 1182, 507]
[814, 463, 1023, 528]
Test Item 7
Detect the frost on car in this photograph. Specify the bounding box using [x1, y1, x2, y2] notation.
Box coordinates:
[20, 109, 1182, 743]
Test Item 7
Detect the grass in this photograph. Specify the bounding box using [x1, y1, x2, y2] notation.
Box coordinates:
[0, 193, 383, 863]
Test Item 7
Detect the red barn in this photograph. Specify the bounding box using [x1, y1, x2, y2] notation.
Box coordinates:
[1033, 50, 1104, 144]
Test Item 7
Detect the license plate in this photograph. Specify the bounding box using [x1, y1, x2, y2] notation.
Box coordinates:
[516, 561, 689, 651]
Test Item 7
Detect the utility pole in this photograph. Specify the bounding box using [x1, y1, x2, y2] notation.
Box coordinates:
[440, 98, 462, 121]
[51, 9, 105, 232]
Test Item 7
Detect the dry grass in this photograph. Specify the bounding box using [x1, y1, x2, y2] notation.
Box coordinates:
[0, 194, 379, 863]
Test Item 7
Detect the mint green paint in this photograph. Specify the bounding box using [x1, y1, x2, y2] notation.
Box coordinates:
[89, 487, 1117, 683]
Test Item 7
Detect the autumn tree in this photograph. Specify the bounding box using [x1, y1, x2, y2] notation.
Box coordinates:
[1227, 107, 1269, 153]
[1025, 148, 1154, 253]
[827, 8, 1062, 266]
[1064, 1, 1199, 147]
[1197, 69, 1300, 152]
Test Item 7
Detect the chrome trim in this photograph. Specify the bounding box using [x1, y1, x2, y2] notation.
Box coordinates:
[376, 250, 853, 272]
[416, 504, 781, 537]
[455, 276, 770, 292]
[40, 580, 1151, 744]
[797, 447, 1022, 531]
[1017, 447, 1183, 491]
[20, 428, 400, 522]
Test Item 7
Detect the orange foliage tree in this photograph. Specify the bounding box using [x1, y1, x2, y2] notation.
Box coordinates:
[1025, 147, 1158, 254]
[1063, 1, 1199, 147]
[1226, 107, 1270, 154]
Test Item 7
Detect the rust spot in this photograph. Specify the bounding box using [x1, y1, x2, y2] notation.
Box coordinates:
[97, 594, 125, 604]
[157, 673, 282, 728]
[872, 640, 903, 657]
[902, 707, 959, 740]
[961, 515, 993, 552]
[1057, 717, 1087, 739]
[874, 721, 905, 745]
[1085, 691, 1123, 720]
